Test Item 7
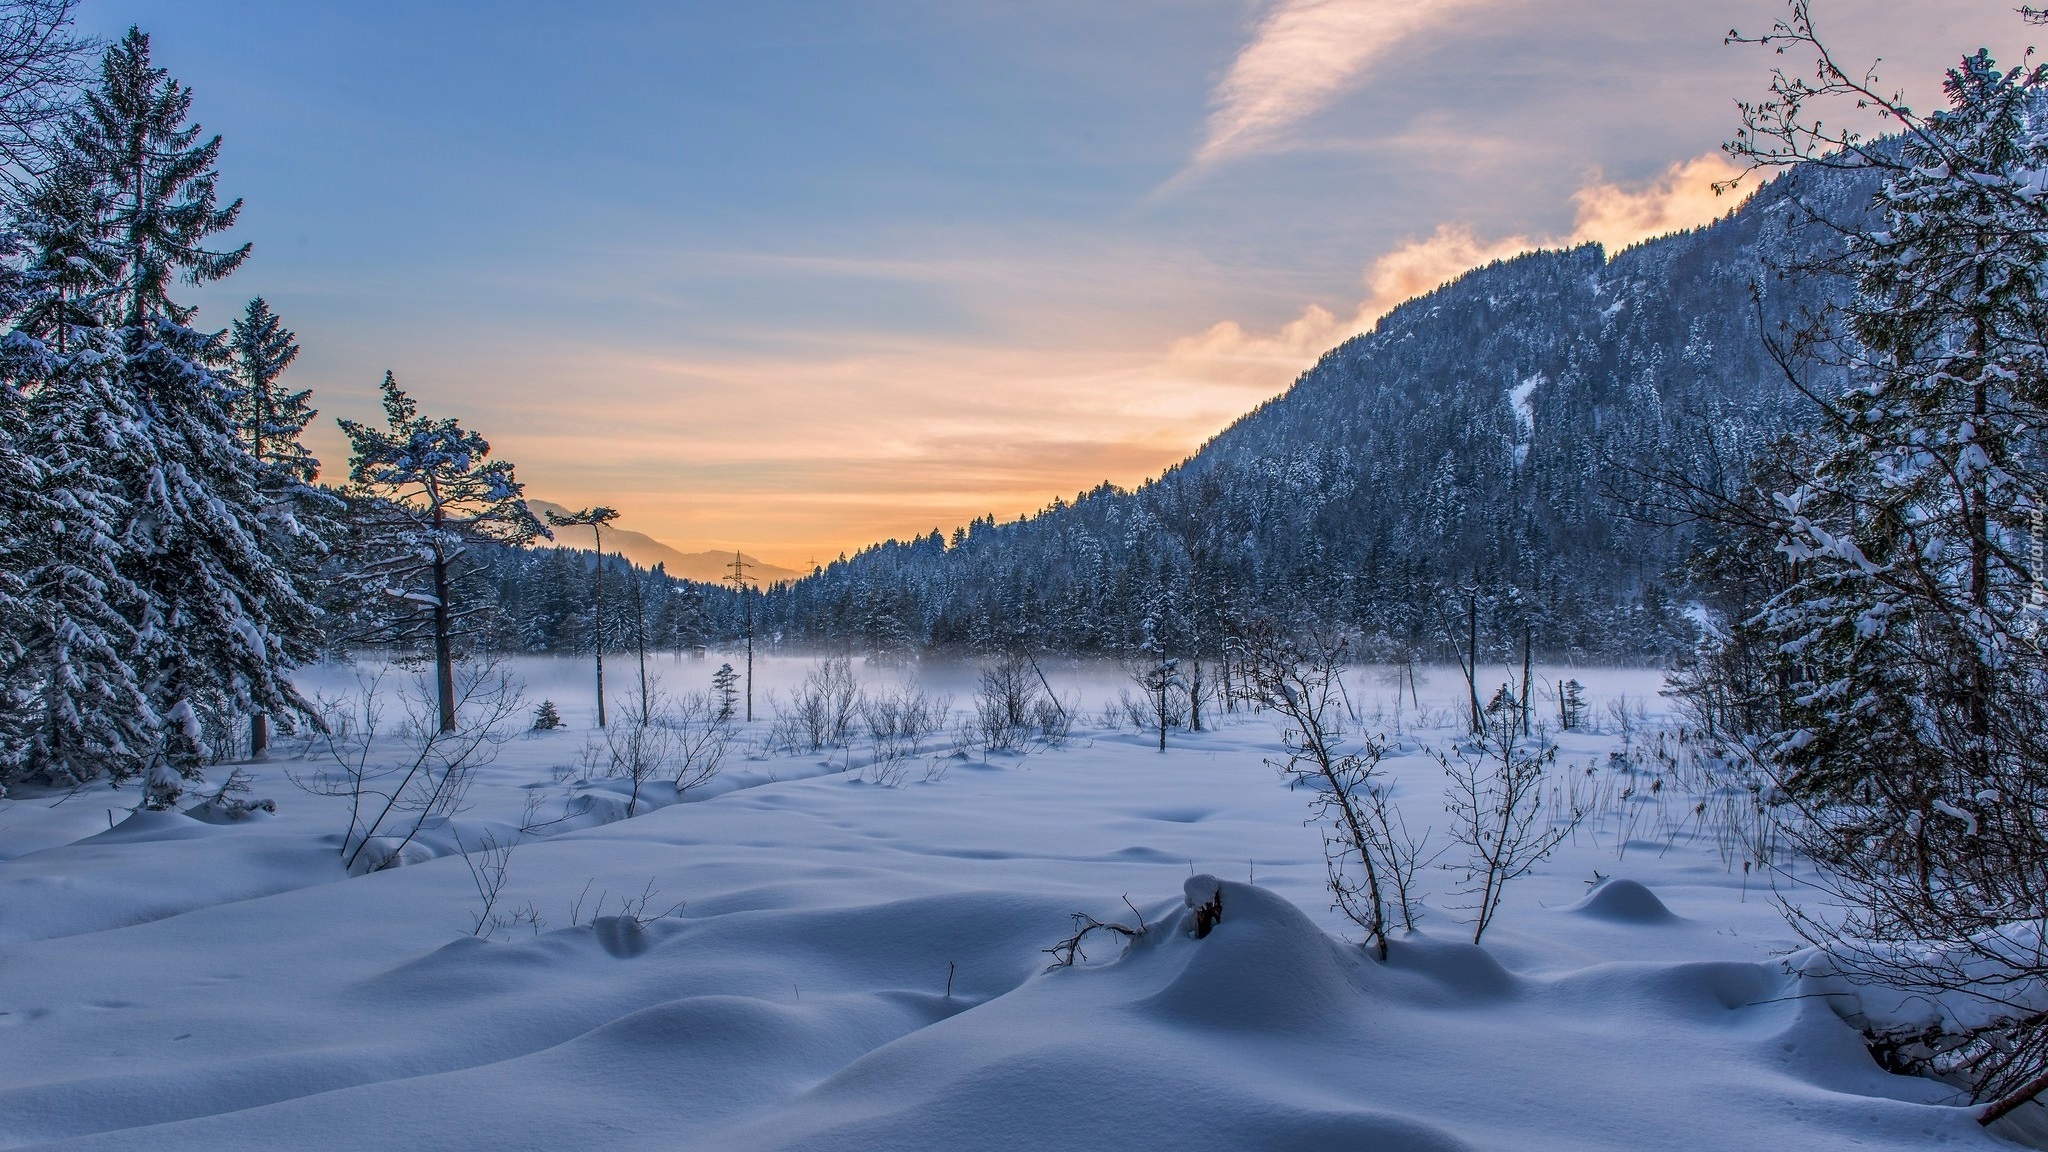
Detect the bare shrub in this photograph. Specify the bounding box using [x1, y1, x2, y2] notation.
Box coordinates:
[667, 690, 729, 795]
[972, 654, 1042, 750]
[862, 757, 909, 787]
[862, 685, 950, 763]
[289, 667, 389, 851]
[1365, 784, 1439, 932]
[453, 828, 543, 937]
[1032, 696, 1073, 747]
[605, 688, 678, 817]
[1116, 687, 1151, 731]
[607, 681, 729, 814]
[573, 733, 606, 782]
[771, 657, 864, 752]
[1439, 703, 1582, 944]
[568, 877, 685, 931]
[294, 658, 524, 873]
[1235, 621, 1402, 960]
[1043, 895, 1148, 971]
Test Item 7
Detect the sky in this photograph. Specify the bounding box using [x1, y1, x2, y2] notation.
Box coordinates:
[74, 0, 2036, 568]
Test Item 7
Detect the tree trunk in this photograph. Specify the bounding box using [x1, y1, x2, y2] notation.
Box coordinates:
[250, 712, 268, 760]
[1466, 592, 1483, 736]
[1156, 670, 1168, 752]
[1520, 626, 1532, 737]
[593, 533, 607, 730]
[1981, 1069, 2048, 1128]
[433, 553, 455, 733]
[634, 573, 649, 718]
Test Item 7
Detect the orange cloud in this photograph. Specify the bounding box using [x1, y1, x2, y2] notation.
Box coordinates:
[477, 333, 1284, 567]
[1168, 152, 1749, 381]
[1568, 152, 1746, 252]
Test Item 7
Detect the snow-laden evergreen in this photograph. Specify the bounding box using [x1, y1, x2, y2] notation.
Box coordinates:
[1722, 50, 2048, 1109]
[0, 28, 319, 798]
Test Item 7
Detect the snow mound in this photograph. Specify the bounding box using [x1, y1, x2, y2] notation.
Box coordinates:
[1136, 876, 1364, 1031]
[86, 808, 220, 844]
[1569, 878, 1680, 924]
[1383, 933, 1519, 1002]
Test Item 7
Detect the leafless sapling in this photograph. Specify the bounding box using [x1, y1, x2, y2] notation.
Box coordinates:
[1235, 621, 1400, 960]
[295, 657, 524, 873]
[1439, 698, 1581, 944]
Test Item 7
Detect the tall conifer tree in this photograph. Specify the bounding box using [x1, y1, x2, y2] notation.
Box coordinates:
[61, 28, 320, 800]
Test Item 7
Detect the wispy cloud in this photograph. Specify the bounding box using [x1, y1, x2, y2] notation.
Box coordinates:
[1191, 0, 1483, 169]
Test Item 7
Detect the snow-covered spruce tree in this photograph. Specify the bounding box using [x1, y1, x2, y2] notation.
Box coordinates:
[0, 137, 168, 790]
[15, 155, 118, 354]
[227, 296, 328, 758]
[712, 661, 738, 722]
[339, 371, 548, 732]
[1732, 34, 2048, 1119]
[0, 231, 152, 790]
[53, 28, 324, 802]
[0, 302, 37, 785]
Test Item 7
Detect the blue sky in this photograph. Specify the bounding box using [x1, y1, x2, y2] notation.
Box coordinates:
[73, 0, 2031, 564]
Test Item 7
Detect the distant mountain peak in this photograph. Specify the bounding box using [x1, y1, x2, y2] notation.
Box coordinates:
[523, 500, 801, 584]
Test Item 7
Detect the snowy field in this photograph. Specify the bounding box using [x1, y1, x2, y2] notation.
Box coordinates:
[0, 654, 2007, 1150]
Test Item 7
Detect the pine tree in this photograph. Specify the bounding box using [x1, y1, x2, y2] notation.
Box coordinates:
[1741, 44, 2048, 1115]
[227, 295, 325, 758]
[340, 371, 547, 732]
[545, 505, 618, 728]
[231, 296, 315, 484]
[49, 27, 322, 802]
[0, 154, 157, 790]
[712, 662, 738, 722]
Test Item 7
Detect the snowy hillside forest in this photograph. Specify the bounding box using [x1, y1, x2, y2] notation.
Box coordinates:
[756, 161, 1875, 666]
[8, 0, 2048, 1146]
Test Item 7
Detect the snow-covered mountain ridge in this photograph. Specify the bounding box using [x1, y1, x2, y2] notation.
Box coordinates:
[760, 163, 1876, 661]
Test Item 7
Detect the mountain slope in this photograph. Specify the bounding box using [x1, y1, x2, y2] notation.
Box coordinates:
[758, 163, 1873, 661]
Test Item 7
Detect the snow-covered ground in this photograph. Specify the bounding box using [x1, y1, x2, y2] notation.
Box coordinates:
[0, 655, 2007, 1150]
